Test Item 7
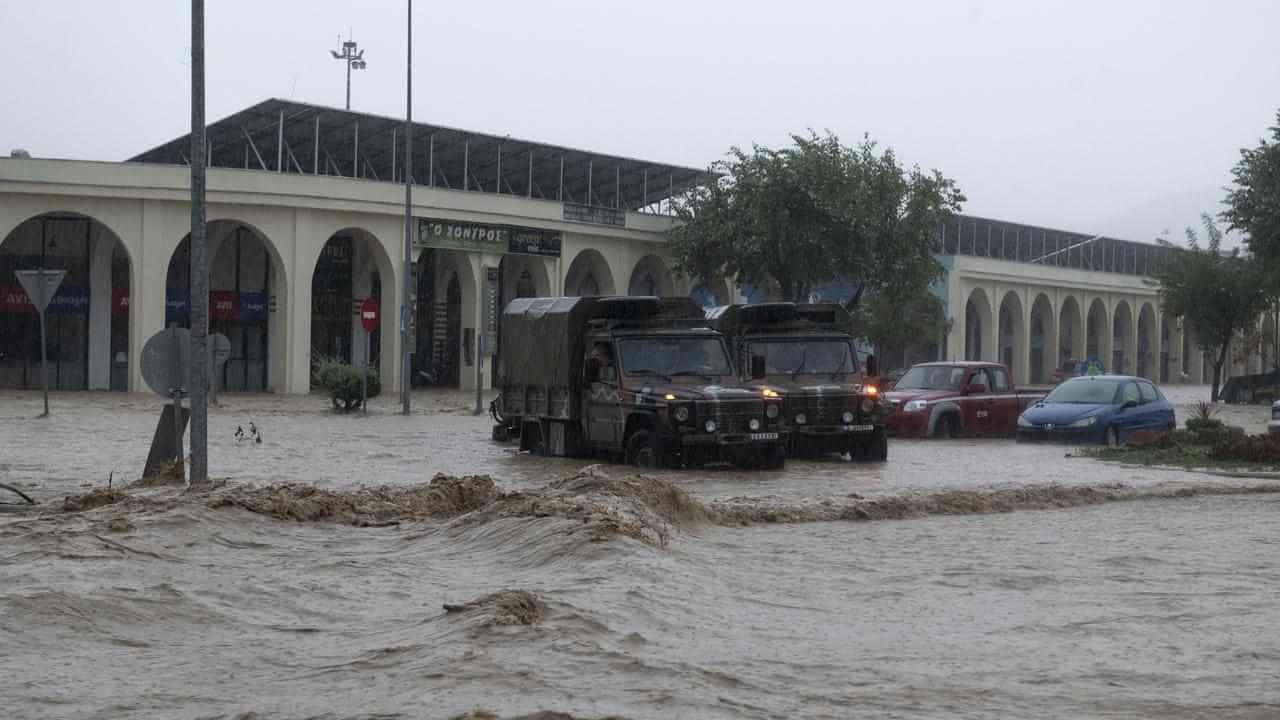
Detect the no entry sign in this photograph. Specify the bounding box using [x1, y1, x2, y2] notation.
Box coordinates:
[360, 297, 379, 333]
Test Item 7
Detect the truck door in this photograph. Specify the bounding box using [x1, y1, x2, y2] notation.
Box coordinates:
[987, 366, 1017, 433]
[584, 342, 622, 449]
[962, 369, 993, 434]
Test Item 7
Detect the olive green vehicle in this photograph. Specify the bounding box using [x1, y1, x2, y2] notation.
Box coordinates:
[705, 302, 889, 461]
[491, 296, 788, 469]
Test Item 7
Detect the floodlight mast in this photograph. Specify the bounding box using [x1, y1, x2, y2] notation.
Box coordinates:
[331, 34, 367, 110]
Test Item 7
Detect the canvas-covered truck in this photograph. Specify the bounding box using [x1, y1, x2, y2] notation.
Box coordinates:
[705, 302, 889, 461]
[491, 296, 788, 469]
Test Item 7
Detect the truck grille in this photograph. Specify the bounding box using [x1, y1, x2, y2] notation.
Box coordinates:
[702, 400, 761, 434]
[806, 395, 857, 425]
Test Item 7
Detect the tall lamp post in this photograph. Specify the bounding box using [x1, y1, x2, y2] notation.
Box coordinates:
[330, 34, 367, 110]
[401, 1, 413, 415]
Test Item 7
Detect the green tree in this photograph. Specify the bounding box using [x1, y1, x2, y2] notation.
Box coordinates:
[1224, 111, 1280, 267]
[669, 131, 964, 308]
[1156, 214, 1270, 401]
[853, 282, 948, 370]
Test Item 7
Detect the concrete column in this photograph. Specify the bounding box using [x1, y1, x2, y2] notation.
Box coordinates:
[1126, 303, 1139, 378]
[130, 199, 172, 393]
[87, 230, 115, 390]
[1017, 288, 1032, 385]
[286, 210, 312, 394]
[1098, 296, 1114, 373]
[1151, 308, 1162, 383]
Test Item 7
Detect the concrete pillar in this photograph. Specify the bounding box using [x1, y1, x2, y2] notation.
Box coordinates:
[286, 210, 312, 394]
[87, 231, 115, 390]
[1151, 308, 1162, 383]
[130, 199, 172, 394]
[1098, 297, 1114, 373]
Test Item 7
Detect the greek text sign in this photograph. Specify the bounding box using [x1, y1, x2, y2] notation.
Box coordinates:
[417, 219, 561, 257]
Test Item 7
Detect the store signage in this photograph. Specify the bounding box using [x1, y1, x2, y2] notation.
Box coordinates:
[417, 218, 561, 257]
[563, 202, 625, 228]
[0, 284, 88, 315]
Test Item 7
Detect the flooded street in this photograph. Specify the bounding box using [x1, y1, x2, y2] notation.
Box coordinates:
[2, 388, 1279, 719]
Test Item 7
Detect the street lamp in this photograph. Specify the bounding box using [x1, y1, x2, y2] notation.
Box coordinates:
[330, 34, 367, 110]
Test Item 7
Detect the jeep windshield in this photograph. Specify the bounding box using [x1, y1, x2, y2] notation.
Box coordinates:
[618, 336, 733, 378]
[748, 339, 856, 376]
[894, 366, 966, 390]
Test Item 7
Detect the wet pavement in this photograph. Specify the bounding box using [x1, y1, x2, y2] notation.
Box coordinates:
[1, 386, 1278, 719]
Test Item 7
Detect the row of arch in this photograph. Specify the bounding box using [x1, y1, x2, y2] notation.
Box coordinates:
[962, 286, 1224, 385]
[0, 211, 705, 393]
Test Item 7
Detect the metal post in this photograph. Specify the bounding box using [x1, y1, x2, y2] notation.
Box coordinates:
[401, 0, 413, 415]
[527, 151, 533, 198]
[642, 170, 648, 210]
[362, 329, 369, 416]
[587, 160, 592, 205]
[391, 127, 397, 182]
[495, 144, 502, 194]
[189, 0, 209, 484]
[353, 122, 360, 179]
[475, 330, 483, 415]
[346, 52, 352, 110]
[428, 133, 434, 187]
[277, 110, 284, 172]
[313, 115, 320, 174]
[558, 156, 564, 201]
[463, 140, 469, 191]
[615, 166, 620, 208]
[38, 290, 49, 417]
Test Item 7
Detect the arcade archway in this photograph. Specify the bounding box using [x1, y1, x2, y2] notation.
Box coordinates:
[0, 213, 132, 390]
[964, 287, 993, 361]
[564, 249, 615, 297]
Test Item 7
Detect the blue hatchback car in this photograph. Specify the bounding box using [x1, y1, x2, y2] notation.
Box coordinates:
[1017, 375, 1176, 445]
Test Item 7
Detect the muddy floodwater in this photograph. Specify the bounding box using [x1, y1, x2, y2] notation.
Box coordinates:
[2, 388, 1278, 719]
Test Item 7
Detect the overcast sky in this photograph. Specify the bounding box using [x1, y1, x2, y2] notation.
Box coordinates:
[5, 0, 1278, 244]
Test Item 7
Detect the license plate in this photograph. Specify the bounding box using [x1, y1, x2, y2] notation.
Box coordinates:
[749, 432, 779, 441]
[845, 424, 875, 432]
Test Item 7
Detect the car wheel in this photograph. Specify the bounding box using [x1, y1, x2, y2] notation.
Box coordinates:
[1104, 426, 1121, 447]
[627, 430, 661, 469]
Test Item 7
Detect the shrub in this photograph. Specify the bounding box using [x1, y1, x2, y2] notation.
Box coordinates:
[315, 359, 381, 412]
[1208, 433, 1280, 464]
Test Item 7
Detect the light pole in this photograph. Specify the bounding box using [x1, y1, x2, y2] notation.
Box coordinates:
[401, 1, 413, 415]
[330, 34, 367, 110]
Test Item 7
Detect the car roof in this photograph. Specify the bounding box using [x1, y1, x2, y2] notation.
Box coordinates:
[912, 361, 1003, 368]
[1059, 374, 1151, 382]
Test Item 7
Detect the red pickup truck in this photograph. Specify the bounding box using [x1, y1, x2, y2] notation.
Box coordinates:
[883, 361, 1049, 438]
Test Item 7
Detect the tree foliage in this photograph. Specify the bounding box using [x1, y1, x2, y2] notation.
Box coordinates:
[1156, 214, 1270, 401]
[852, 282, 948, 369]
[669, 131, 965, 308]
[1224, 111, 1280, 267]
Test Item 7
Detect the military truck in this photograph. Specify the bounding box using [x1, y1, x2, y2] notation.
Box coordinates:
[492, 296, 787, 469]
[705, 302, 888, 461]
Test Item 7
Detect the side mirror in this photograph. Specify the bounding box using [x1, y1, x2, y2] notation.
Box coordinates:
[584, 357, 601, 383]
[965, 383, 986, 395]
[750, 355, 767, 380]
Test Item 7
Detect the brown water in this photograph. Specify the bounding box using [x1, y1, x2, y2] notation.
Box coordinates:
[2, 388, 1279, 719]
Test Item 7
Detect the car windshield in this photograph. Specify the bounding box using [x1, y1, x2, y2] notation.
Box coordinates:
[894, 366, 966, 390]
[747, 339, 855, 375]
[618, 336, 733, 378]
[1043, 379, 1121, 404]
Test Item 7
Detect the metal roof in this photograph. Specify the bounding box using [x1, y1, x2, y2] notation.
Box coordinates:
[128, 98, 715, 212]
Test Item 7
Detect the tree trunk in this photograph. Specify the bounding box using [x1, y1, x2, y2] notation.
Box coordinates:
[1212, 341, 1231, 402]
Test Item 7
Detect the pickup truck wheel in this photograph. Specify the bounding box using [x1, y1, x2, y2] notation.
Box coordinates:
[1104, 426, 1121, 447]
[935, 414, 959, 439]
[627, 430, 661, 470]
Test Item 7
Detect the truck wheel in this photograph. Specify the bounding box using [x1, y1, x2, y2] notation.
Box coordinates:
[935, 414, 958, 439]
[626, 430, 661, 470]
[872, 429, 888, 461]
[761, 445, 786, 470]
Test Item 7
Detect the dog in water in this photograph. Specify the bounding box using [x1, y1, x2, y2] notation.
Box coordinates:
[234, 422, 263, 444]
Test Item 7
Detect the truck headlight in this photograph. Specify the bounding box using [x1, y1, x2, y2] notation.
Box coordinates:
[765, 403, 780, 419]
[904, 400, 927, 413]
[795, 413, 807, 425]
[749, 418, 761, 431]
[1017, 415, 1034, 428]
[704, 419, 717, 434]
[673, 405, 690, 423]
[1068, 416, 1097, 428]
[842, 411, 855, 424]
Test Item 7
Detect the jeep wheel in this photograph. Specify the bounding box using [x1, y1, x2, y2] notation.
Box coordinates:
[627, 430, 661, 470]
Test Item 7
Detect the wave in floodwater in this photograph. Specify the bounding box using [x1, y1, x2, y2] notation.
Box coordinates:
[40, 465, 1280, 550]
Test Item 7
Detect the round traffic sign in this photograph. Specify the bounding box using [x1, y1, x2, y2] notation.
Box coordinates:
[211, 332, 232, 366]
[141, 326, 192, 397]
[360, 297, 379, 333]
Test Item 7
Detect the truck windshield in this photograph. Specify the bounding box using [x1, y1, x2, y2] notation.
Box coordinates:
[747, 339, 855, 375]
[1043, 379, 1122, 404]
[618, 337, 733, 378]
[895, 366, 966, 390]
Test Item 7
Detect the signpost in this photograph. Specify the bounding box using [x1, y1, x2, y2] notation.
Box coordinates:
[140, 325, 192, 479]
[14, 269, 67, 417]
[210, 332, 231, 405]
[477, 267, 500, 415]
[361, 297, 379, 415]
